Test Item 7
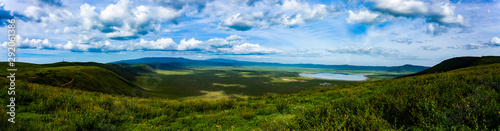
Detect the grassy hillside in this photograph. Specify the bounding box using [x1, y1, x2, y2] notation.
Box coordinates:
[0, 62, 146, 97]
[405, 56, 500, 77]
[1, 62, 498, 130]
[43, 62, 150, 81]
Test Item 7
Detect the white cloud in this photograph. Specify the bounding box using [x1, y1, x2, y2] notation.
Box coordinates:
[208, 0, 338, 30]
[2, 34, 278, 54]
[220, 13, 254, 31]
[54, 40, 126, 52]
[327, 46, 400, 57]
[346, 10, 387, 24]
[89, 41, 127, 52]
[129, 38, 178, 51]
[163, 29, 180, 33]
[80, 3, 99, 30]
[420, 45, 441, 51]
[1, 36, 55, 50]
[391, 38, 413, 45]
[23, 6, 46, 22]
[220, 43, 281, 55]
[78, 0, 184, 40]
[448, 36, 500, 50]
[489, 37, 500, 45]
[55, 41, 89, 52]
[177, 38, 204, 50]
[426, 23, 449, 36]
[366, 0, 466, 26]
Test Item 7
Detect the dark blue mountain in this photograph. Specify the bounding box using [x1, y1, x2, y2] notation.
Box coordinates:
[112, 57, 429, 72]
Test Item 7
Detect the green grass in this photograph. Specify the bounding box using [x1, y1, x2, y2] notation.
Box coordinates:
[135, 69, 355, 100]
[1, 62, 499, 130]
[0, 63, 146, 97]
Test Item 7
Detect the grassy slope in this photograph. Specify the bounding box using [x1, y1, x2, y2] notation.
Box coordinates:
[1, 62, 499, 130]
[31, 66, 146, 97]
[0, 62, 146, 97]
[405, 56, 500, 77]
[43, 62, 146, 81]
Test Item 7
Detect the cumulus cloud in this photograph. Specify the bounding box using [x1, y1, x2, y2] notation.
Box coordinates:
[79, 0, 184, 40]
[177, 38, 205, 50]
[420, 45, 441, 51]
[54, 41, 126, 52]
[391, 38, 413, 45]
[426, 23, 449, 36]
[366, 0, 466, 26]
[327, 46, 410, 58]
[1, 36, 55, 50]
[209, 0, 338, 31]
[128, 35, 280, 54]
[487, 37, 500, 47]
[3, 34, 279, 55]
[346, 10, 387, 24]
[21, 5, 78, 28]
[174, 35, 280, 54]
[129, 38, 178, 51]
[448, 37, 500, 50]
[219, 43, 280, 55]
[1, 36, 125, 52]
[23, 6, 47, 22]
[54, 41, 89, 52]
[236, 44, 280, 55]
[220, 13, 254, 31]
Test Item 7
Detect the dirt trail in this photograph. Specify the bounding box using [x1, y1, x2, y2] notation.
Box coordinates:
[60, 78, 74, 87]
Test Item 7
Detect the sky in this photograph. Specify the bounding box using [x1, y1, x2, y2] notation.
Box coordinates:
[0, 0, 499, 66]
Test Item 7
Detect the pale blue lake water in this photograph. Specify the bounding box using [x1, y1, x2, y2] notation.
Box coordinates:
[299, 72, 367, 81]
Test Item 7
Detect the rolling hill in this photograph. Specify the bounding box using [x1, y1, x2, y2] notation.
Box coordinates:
[404, 56, 500, 77]
[0, 62, 148, 97]
[42, 62, 152, 81]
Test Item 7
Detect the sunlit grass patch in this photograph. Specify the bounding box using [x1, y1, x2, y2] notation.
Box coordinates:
[212, 83, 247, 88]
[214, 73, 229, 77]
[181, 90, 249, 100]
[156, 70, 195, 75]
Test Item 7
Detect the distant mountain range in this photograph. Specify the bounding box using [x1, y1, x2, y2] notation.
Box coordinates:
[111, 57, 429, 73]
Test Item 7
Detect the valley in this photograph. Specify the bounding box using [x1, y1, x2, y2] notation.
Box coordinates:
[0, 56, 498, 130]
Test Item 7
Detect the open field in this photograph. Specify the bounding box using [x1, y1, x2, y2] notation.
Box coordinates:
[135, 68, 356, 100]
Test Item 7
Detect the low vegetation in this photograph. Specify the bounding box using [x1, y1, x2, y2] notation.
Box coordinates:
[135, 69, 355, 99]
[0, 61, 498, 130]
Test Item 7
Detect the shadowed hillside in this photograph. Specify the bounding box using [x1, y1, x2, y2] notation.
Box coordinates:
[403, 56, 500, 77]
[43, 62, 154, 81]
[0, 62, 147, 97]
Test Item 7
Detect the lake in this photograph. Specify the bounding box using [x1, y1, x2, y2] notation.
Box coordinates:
[299, 72, 367, 81]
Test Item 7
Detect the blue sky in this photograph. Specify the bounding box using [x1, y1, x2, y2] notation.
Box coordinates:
[0, 0, 499, 66]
